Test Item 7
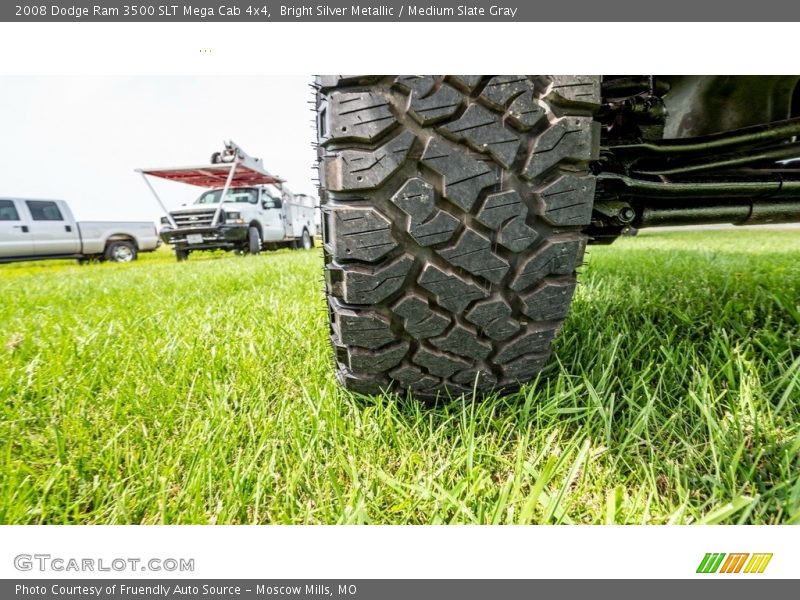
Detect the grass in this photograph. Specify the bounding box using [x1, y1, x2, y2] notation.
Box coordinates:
[0, 230, 799, 524]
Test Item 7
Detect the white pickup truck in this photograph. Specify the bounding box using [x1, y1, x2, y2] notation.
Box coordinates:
[0, 198, 160, 264]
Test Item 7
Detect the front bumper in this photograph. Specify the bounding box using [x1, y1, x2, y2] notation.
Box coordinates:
[160, 224, 248, 250]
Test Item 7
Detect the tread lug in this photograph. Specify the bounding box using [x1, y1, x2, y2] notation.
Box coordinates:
[326, 131, 415, 191]
[417, 264, 488, 313]
[409, 84, 463, 125]
[391, 178, 459, 247]
[510, 237, 586, 292]
[439, 104, 520, 168]
[521, 280, 577, 321]
[326, 90, 397, 143]
[522, 117, 598, 181]
[431, 324, 492, 361]
[412, 347, 471, 378]
[421, 138, 497, 211]
[436, 228, 510, 285]
[335, 255, 414, 304]
[330, 207, 397, 262]
[348, 341, 410, 373]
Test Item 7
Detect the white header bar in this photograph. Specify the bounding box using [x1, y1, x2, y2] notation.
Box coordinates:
[1, 23, 800, 75]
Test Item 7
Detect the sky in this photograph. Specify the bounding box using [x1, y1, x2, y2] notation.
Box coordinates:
[0, 76, 317, 222]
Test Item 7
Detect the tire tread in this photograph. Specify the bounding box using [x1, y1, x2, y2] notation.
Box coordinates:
[317, 75, 600, 399]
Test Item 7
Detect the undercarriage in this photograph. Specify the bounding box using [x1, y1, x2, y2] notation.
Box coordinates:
[590, 75, 800, 242]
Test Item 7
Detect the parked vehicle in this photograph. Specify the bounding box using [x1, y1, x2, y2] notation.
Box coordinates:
[139, 141, 318, 261]
[315, 75, 800, 400]
[0, 198, 159, 264]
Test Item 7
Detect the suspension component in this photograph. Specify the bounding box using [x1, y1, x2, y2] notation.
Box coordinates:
[599, 174, 800, 200]
[608, 116, 800, 157]
[636, 200, 800, 227]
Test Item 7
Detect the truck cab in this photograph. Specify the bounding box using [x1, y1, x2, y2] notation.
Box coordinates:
[160, 186, 286, 251]
[0, 198, 79, 258]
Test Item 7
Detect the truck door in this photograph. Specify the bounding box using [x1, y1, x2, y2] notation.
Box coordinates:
[24, 200, 81, 255]
[0, 199, 34, 257]
[259, 190, 285, 241]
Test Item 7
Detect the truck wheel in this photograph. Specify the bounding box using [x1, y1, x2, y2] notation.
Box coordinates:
[300, 228, 313, 250]
[105, 240, 137, 263]
[247, 226, 262, 255]
[317, 76, 601, 399]
[175, 248, 189, 261]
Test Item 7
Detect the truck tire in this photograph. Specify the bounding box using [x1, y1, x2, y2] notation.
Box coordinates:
[317, 76, 601, 399]
[300, 228, 313, 250]
[248, 226, 262, 255]
[104, 240, 137, 263]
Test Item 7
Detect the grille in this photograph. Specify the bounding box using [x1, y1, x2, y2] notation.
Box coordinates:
[171, 210, 216, 228]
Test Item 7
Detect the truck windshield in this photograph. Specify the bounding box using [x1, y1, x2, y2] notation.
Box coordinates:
[195, 188, 258, 205]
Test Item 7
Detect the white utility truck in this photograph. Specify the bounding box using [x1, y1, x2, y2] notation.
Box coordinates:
[139, 141, 318, 261]
[0, 198, 160, 264]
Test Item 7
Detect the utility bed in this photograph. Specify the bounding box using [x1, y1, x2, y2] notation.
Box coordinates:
[138, 141, 318, 260]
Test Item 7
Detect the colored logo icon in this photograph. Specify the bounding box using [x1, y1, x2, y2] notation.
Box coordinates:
[697, 553, 773, 574]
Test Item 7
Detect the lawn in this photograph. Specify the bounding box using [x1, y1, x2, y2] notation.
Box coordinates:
[1, 230, 798, 524]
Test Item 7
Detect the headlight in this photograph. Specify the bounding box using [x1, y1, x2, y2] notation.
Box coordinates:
[224, 211, 244, 223]
[160, 216, 171, 225]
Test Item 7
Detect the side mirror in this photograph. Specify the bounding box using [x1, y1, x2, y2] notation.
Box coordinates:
[262, 200, 273, 209]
